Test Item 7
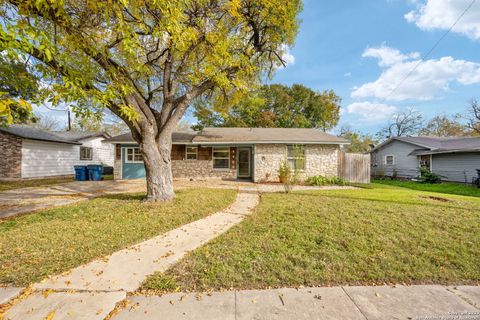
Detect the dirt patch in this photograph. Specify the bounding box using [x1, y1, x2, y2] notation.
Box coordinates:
[420, 195, 451, 202]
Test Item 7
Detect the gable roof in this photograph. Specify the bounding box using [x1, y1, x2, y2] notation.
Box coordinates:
[370, 136, 480, 155]
[0, 125, 108, 145]
[52, 131, 110, 141]
[105, 127, 349, 145]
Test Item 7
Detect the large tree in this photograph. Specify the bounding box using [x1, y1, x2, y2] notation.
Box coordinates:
[0, 56, 39, 125]
[420, 114, 468, 137]
[193, 84, 341, 130]
[0, 0, 302, 201]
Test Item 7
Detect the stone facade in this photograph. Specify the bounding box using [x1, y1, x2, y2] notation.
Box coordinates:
[303, 144, 339, 179]
[0, 131, 22, 179]
[253, 144, 286, 182]
[172, 160, 236, 180]
[253, 144, 339, 182]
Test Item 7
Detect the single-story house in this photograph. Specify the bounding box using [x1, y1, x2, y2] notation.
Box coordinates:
[370, 136, 480, 183]
[0, 125, 114, 180]
[106, 127, 349, 182]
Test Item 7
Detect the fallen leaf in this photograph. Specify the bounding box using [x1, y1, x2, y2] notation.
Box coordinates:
[42, 290, 54, 298]
[44, 310, 55, 320]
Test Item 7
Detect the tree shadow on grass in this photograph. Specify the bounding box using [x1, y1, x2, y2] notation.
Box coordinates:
[97, 192, 147, 201]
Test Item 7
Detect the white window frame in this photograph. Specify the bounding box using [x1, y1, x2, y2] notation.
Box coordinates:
[185, 146, 198, 160]
[125, 147, 143, 163]
[80, 146, 93, 161]
[287, 145, 305, 171]
[384, 154, 395, 166]
[212, 147, 230, 170]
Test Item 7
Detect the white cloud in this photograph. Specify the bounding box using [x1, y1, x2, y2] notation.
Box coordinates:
[352, 45, 480, 101]
[405, 0, 480, 41]
[280, 44, 295, 67]
[344, 72, 352, 77]
[363, 44, 420, 67]
[346, 101, 397, 122]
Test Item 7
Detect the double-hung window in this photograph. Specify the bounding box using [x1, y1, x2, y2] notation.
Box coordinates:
[213, 147, 230, 169]
[287, 145, 305, 171]
[186, 146, 198, 160]
[385, 155, 395, 166]
[125, 147, 143, 163]
[80, 147, 93, 161]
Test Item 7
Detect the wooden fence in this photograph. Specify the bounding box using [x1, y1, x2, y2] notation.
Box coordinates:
[338, 152, 371, 184]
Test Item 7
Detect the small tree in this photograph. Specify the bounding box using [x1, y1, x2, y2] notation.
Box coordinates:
[466, 99, 480, 135]
[339, 126, 377, 153]
[278, 159, 296, 193]
[1, 0, 302, 201]
[377, 108, 423, 141]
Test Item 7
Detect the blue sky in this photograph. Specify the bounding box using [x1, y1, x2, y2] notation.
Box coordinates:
[271, 0, 480, 134]
[37, 0, 480, 134]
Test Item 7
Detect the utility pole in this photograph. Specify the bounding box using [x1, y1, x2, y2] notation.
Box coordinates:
[67, 109, 71, 131]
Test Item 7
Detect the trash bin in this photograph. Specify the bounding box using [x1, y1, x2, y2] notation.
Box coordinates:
[74, 165, 88, 181]
[87, 165, 103, 181]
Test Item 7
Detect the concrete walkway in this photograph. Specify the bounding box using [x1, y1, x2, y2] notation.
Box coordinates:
[1, 191, 259, 319]
[115, 285, 480, 320]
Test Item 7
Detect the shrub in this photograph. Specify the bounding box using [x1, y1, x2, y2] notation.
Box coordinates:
[419, 167, 442, 184]
[278, 160, 291, 184]
[278, 159, 298, 193]
[307, 175, 347, 186]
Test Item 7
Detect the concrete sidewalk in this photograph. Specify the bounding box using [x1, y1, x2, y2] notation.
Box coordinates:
[115, 285, 480, 320]
[2, 192, 260, 320]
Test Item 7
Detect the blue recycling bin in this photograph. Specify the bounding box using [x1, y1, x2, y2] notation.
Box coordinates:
[74, 166, 88, 181]
[87, 165, 103, 181]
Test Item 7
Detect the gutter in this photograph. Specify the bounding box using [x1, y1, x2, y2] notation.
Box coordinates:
[107, 141, 350, 145]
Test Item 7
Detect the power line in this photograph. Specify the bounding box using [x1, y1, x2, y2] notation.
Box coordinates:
[384, 0, 477, 101]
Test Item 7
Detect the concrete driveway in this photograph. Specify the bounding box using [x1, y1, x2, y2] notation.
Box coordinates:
[0, 180, 146, 219]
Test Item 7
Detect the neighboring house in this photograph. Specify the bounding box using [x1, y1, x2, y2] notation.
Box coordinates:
[106, 127, 349, 182]
[0, 125, 114, 179]
[370, 136, 480, 183]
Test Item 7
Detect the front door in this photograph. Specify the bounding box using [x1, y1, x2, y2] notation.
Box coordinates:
[237, 148, 251, 179]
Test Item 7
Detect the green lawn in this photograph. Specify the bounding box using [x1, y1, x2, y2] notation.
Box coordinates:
[0, 188, 236, 286]
[373, 179, 480, 197]
[142, 184, 480, 292]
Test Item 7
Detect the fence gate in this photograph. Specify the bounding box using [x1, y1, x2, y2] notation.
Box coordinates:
[338, 152, 371, 184]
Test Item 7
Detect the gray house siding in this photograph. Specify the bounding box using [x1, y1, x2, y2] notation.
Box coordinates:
[431, 153, 480, 183]
[371, 140, 420, 178]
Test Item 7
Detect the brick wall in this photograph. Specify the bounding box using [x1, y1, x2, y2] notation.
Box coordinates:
[172, 160, 236, 180]
[0, 131, 22, 179]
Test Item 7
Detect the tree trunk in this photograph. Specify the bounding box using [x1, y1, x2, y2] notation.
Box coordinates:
[140, 132, 175, 202]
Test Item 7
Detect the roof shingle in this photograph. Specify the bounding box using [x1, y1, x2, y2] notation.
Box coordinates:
[105, 127, 348, 145]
